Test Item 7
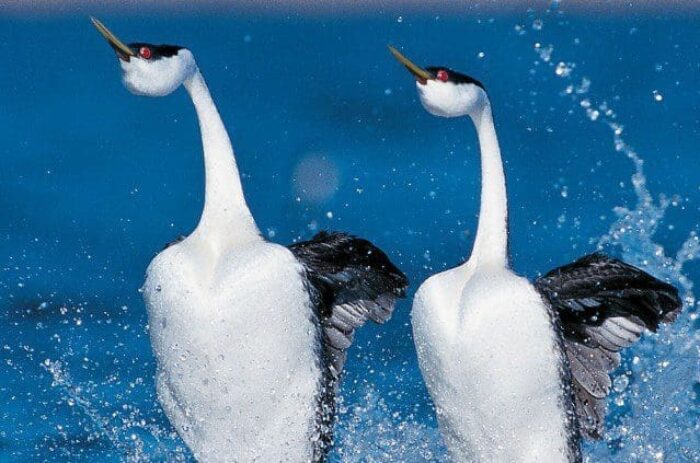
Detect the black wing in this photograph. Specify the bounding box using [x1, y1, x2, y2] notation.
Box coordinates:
[535, 253, 682, 439]
[289, 231, 408, 382]
[288, 231, 408, 459]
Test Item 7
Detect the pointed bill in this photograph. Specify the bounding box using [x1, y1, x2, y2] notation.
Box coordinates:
[388, 45, 433, 83]
[91, 17, 135, 60]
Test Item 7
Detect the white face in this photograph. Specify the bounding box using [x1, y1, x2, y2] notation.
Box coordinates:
[120, 48, 197, 97]
[416, 79, 487, 118]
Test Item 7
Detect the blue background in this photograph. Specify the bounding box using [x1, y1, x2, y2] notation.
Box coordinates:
[1, 5, 698, 462]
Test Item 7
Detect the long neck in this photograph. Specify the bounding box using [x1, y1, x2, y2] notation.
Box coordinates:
[183, 69, 260, 247]
[469, 102, 509, 267]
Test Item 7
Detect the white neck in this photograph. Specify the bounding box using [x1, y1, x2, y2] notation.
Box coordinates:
[469, 101, 509, 267]
[183, 69, 260, 248]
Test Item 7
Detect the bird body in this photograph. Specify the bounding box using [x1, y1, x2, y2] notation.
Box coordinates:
[413, 264, 574, 462]
[144, 238, 322, 462]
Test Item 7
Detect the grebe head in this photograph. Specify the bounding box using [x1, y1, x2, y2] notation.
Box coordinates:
[389, 45, 487, 118]
[92, 17, 196, 97]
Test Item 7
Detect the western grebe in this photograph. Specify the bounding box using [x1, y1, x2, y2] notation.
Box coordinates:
[390, 45, 682, 463]
[92, 18, 408, 462]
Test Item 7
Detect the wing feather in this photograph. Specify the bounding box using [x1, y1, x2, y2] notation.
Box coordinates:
[288, 231, 407, 459]
[535, 253, 682, 439]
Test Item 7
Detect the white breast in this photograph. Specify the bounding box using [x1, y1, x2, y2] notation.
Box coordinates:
[412, 264, 572, 463]
[143, 239, 321, 462]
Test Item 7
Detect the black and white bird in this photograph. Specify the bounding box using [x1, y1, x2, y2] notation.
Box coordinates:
[92, 18, 407, 462]
[389, 46, 682, 462]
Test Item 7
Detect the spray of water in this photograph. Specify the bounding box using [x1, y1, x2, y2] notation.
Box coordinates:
[40, 358, 189, 462]
[334, 12, 700, 463]
[332, 388, 446, 462]
[42, 359, 136, 460]
[529, 13, 700, 462]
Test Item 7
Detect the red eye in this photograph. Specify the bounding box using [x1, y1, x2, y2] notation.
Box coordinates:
[139, 47, 152, 59]
[437, 70, 449, 82]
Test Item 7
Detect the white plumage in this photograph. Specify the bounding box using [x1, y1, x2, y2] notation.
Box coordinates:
[131, 52, 327, 461]
[144, 240, 321, 462]
[407, 68, 574, 461]
[413, 266, 571, 462]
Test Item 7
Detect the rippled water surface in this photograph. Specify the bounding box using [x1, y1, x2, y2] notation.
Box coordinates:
[1, 5, 699, 462]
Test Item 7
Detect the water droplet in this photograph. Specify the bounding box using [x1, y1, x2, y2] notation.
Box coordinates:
[396, 16, 404, 23]
[653, 90, 663, 102]
[534, 43, 553, 62]
[613, 374, 629, 392]
[586, 108, 600, 121]
[532, 19, 543, 30]
[555, 61, 572, 77]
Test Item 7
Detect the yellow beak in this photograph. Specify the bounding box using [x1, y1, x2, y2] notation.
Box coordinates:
[388, 45, 434, 84]
[91, 17, 136, 61]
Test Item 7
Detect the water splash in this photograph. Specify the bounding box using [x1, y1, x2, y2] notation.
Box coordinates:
[42, 358, 138, 460]
[332, 388, 446, 463]
[529, 14, 700, 461]
[39, 357, 190, 462]
[333, 13, 700, 462]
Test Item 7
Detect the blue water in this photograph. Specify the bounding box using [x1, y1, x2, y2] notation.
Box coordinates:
[1, 6, 699, 462]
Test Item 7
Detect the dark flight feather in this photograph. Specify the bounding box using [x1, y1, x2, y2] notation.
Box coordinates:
[535, 252, 682, 439]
